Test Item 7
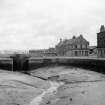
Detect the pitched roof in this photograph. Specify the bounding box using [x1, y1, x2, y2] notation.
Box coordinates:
[56, 35, 89, 47]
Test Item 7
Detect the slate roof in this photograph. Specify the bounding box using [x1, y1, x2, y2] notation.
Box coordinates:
[56, 35, 89, 47]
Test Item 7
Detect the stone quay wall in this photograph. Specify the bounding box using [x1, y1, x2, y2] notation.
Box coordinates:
[29, 57, 105, 73]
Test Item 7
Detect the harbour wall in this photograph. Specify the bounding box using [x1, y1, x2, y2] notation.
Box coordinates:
[0, 58, 12, 70]
[0, 56, 105, 73]
[29, 57, 105, 73]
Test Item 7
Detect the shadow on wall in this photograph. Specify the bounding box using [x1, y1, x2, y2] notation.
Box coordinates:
[28, 58, 105, 74]
[10, 54, 29, 71]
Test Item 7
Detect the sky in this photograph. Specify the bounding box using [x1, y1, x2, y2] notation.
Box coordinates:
[0, 0, 105, 50]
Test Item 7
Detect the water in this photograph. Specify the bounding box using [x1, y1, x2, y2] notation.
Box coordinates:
[29, 81, 64, 105]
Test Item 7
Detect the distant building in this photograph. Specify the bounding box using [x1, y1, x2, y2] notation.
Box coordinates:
[29, 49, 45, 57]
[97, 25, 105, 57]
[44, 48, 57, 56]
[29, 48, 57, 57]
[56, 35, 89, 56]
[1, 50, 29, 55]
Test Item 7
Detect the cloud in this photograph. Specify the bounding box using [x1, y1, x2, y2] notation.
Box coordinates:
[0, 0, 104, 49]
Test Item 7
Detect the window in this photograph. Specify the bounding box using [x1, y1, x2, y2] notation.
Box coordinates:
[75, 51, 77, 56]
[85, 51, 88, 56]
[75, 45, 77, 48]
[80, 45, 82, 49]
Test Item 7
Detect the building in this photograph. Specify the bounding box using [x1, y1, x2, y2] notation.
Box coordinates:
[29, 49, 45, 57]
[1, 50, 29, 55]
[29, 48, 57, 57]
[97, 25, 105, 57]
[56, 35, 89, 56]
[89, 46, 97, 57]
[44, 48, 57, 56]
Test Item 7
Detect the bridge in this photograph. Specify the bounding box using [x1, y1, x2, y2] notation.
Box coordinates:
[0, 55, 105, 73]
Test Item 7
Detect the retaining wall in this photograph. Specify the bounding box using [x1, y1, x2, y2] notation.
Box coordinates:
[29, 57, 105, 73]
